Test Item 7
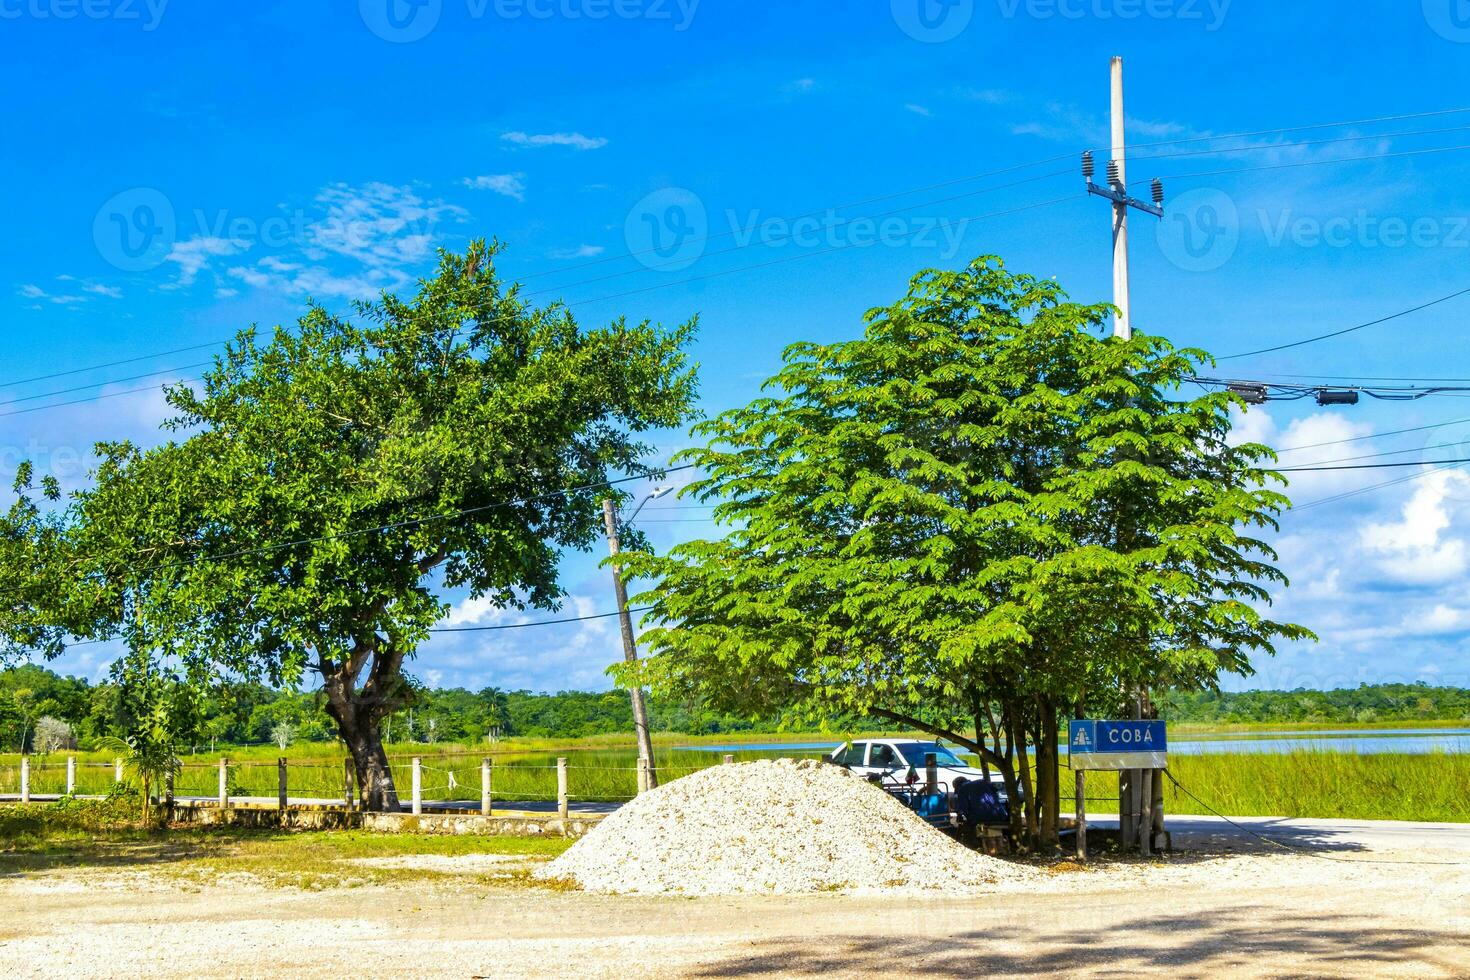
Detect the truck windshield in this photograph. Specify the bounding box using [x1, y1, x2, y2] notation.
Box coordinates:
[898, 743, 966, 768]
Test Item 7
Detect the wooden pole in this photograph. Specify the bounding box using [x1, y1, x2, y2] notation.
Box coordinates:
[1075, 768, 1088, 861]
[1139, 768, 1154, 857]
[277, 758, 288, 811]
[481, 758, 492, 816]
[19, 756, 28, 804]
[602, 497, 658, 791]
[66, 755, 76, 796]
[218, 758, 229, 808]
[924, 752, 938, 795]
[343, 757, 354, 811]
[556, 757, 569, 820]
[114, 757, 124, 784]
[411, 757, 422, 815]
[165, 766, 175, 810]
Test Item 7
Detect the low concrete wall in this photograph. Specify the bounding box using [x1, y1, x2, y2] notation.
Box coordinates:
[168, 802, 601, 837]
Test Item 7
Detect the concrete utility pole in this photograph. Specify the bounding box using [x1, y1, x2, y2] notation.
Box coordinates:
[1083, 56, 1164, 342]
[602, 490, 670, 793]
[1083, 55, 1165, 854]
[1109, 56, 1131, 340]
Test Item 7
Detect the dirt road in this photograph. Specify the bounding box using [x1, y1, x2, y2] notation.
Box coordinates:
[1, 816, 1466, 978]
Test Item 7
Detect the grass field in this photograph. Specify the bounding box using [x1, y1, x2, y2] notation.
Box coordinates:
[4, 732, 1469, 823]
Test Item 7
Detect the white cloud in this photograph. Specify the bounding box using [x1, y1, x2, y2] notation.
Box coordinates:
[19, 284, 46, 298]
[788, 78, 816, 93]
[548, 244, 605, 260]
[225, 182, 466, 301]
[905, 103, 933, 118]
[165, 235, 251, 287]
[1358, 471, 1470, 584]
[501, 131, 608, 151]
[84, 283, 123, 298]
[463, 173, 527, 201]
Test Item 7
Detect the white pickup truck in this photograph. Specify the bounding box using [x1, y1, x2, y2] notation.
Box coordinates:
[826, 739, 1003, 792]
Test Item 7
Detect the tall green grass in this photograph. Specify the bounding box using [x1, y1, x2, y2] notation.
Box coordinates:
[5, 742, 1468, 823]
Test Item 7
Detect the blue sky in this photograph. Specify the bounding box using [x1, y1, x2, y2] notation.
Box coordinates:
[6, 1, 1470, 694]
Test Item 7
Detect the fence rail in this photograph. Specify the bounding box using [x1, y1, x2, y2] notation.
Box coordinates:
[0, 751, 750, 814]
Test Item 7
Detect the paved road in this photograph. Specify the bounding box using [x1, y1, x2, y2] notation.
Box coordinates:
[1088, 812, 1470, 855]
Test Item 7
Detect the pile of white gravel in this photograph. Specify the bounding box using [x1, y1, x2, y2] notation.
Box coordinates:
[539, 757, 1034, 895]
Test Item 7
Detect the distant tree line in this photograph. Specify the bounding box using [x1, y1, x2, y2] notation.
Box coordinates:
[2, 665, 1466, 752]
[1157, 683, 1470, 725]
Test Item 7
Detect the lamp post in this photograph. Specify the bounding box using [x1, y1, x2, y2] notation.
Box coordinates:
[601, 486, 671, 792]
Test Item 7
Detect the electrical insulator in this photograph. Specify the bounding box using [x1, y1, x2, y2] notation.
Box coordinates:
[1106, 160, 1121, 186]
[1151, 178, 1164, 206]
[1316, 389, 1360, 406]
[1081, 150, 1095, 179]
[1228, 383, 1269, 406]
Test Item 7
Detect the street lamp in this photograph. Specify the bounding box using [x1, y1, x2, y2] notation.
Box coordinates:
[600, 486, 672, 792]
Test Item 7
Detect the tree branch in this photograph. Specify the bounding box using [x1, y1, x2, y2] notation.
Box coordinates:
[868, 706, 1009, 772]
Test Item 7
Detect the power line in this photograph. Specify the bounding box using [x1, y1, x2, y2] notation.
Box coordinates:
[1292, 460, 1466, 511]
[1275, 415, 1470, 454]
[1127, 122, 1470, 164]
[1215, 286, 1470, 360]
[0, 362, 212, 409]
[427, 607, 652, 633]
[1115, 105, 1470, 153]
[1277, 456, 1470, 472]
[1163, 141, 1470, 180]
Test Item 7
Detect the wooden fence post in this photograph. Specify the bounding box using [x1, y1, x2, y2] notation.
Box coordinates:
[723, 754, 735, 765]
[343, 757, 354, 811]
[480, 758, 492, 816]
[114, 757, 124, 784]
[165, 766, 175, 809]
[66, 755, 76, 796]
[1139, 769, 1154, 857]
[1075, 768, 1088, 862]
[557, 757, 569, 820]
[218, 758, 229, 808]
[277, 758, 288, 811]
[19, 756, 29, 804]
[411, 757, 422, 815]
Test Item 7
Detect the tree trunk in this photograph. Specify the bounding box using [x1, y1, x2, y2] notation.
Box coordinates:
[342, 716, 399, 812]
[1007, 702, 1038, 849]
[321, 646, 404, 812]
[1036, 696, 1060, 849]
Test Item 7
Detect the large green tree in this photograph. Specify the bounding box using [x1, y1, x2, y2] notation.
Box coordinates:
[623, 257, 1308, 848]
[52, 241, 698, 810]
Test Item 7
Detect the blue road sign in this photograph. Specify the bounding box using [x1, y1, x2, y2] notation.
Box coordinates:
[1068, 720, 1167, 770]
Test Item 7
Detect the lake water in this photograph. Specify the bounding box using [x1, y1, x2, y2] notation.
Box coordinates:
[677, 728, 1470, 757]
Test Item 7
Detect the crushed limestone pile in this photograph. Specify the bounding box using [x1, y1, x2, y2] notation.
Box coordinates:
[539, 757, 1035, 895]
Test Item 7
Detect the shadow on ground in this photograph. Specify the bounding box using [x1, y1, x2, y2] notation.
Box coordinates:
[687, 907, 1459, 977]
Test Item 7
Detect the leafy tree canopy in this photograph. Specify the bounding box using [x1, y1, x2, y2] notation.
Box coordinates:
[624, 256, 1310, 847]
[41, 240, 699, 809]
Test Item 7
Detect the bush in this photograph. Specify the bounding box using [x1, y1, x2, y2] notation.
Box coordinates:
[34, 716, 73, 754]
